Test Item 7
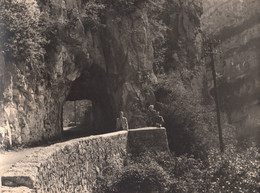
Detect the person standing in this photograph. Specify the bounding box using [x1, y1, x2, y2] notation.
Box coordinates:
[116, 111, 129, 131]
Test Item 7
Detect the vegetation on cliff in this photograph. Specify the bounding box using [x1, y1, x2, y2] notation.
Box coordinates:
[155, 72, 217, 159]
[94, 147, 259, 193]
[0, 0, 48, 64]
[0, 0, 259, 192]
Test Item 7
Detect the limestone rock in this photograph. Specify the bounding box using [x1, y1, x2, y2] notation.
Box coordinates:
[202, 0, 260, 136]
[0, 0, 203, 145]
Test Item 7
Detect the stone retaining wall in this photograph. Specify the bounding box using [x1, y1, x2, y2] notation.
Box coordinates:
[1, 127, 169, 192]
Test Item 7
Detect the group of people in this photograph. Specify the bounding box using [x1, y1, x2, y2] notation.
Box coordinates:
[115, 105, 164, 131]
[147, 105, 164, 127]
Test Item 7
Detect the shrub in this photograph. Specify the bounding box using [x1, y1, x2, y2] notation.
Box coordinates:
[168, 146, 260, 193]
[155, 73, 218, 159]
[0, 0, 49, 65]
[94, 151, 175, 193]
[94, 147, 259, 193]
[169, 154, 205, 193]
[201, 145, 260, 193]
[81, 0, 105, 31]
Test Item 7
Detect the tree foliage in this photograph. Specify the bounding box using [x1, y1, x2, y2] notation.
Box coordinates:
[202, 146, 260, 193]
[94, 147, 259, 193]
[154, 72, 218, 159]
[81, 0, 105, 30]
[0, 0, 49, 66]
[94, 152, 175, 193]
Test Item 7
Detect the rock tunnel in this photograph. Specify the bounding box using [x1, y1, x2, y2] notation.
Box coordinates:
[64, 64, 124, 135]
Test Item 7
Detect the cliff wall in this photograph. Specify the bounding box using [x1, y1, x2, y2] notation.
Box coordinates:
[0, 0, 203, 146]
[0, 0, 157, 145]
[202, 0, 260, 136]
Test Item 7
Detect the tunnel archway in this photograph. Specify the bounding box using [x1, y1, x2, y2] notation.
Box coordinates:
[62, 99, 94, 139]
[63, 99, 92, 127]
[65, 65, 124, 136]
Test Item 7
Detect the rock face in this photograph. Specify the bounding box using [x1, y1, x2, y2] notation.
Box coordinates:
[202, 0, 260, 137]
[0, 0, 203, 146]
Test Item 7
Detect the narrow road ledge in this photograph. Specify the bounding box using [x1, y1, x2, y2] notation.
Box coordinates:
[1, 127, 169, 192]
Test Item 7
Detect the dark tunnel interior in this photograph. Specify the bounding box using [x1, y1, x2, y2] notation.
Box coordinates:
[63, 66, 120, 138]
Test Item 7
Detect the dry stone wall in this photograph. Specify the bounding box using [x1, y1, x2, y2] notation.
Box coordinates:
[1, 127, 169, 193]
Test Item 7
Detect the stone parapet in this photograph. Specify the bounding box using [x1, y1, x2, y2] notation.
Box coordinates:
[1, 127, 169, 192]
[127, 127, 169, 155]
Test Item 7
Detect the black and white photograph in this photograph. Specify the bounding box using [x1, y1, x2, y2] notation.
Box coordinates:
[0, 0, 259, 192]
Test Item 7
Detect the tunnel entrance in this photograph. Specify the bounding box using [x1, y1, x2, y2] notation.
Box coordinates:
[62, 99, 94, 139]
[63, 99, 93, 127]
[64, 65, 122, 138]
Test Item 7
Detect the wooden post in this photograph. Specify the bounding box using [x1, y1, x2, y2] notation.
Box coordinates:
[210, 43, 224, 153]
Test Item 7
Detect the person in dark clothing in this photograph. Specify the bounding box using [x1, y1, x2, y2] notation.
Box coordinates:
[147, 105, 164, 127]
